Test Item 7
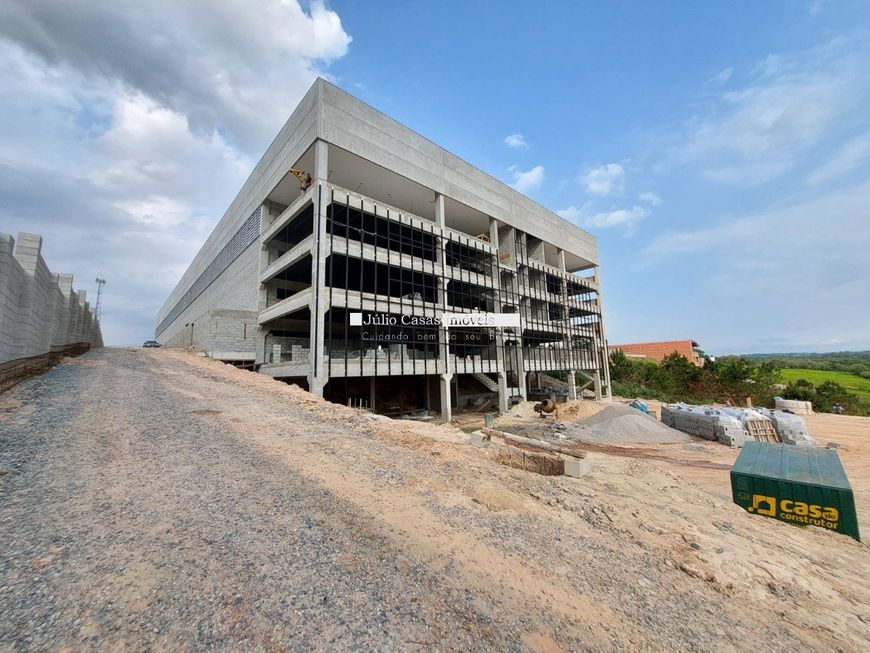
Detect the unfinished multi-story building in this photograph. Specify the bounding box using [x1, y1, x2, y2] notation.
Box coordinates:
[155, 79, 611, 418]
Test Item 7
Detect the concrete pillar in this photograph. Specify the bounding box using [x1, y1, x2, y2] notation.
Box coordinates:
[497, 371, 508, 414]
[0, 234, 21, 362]
[557, 248, 566, 273]
[440, 373, 453, 421]
[56, 274, 74, 346]
[307, 182, 330, 397]
[14, 233, 44, 356]
[308, 148, 330, 390]
[254, 326, 268, 366]
[435, 193, 445, 228]
[568, 370, 578, 400]
[313, 139, 329, 183]
[255, 202, 273, 366]
[593, 369, 602, 401]
[593, 265, 612, 401]
[488, 217, 499, 246]
[74, 291, 86, 342]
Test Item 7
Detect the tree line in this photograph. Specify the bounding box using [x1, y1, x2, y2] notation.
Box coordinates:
[744, 350, 870, 380]
[607, 350, 869, 416]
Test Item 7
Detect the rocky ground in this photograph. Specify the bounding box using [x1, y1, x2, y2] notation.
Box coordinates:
[1, 348, 868, 652]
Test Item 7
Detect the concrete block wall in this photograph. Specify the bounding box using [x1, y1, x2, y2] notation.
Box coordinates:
[0, 232, 102, 363]
[0, 233, 25, 360]
[208, 309, 258, 353]
[157, 240, 260, 355]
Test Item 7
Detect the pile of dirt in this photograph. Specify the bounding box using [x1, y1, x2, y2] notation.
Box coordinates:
[507, 399, 606, 421]
[559, 400, 606, 421]
[507, 401, 544, 419]
[568, 404, 691, 445]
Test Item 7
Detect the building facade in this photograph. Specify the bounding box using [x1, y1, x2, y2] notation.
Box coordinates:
[155, 79, 611, 418]
[609, 339, 704, 366]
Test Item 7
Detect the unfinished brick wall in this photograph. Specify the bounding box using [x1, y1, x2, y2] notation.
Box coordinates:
[609, 340, 702, 366]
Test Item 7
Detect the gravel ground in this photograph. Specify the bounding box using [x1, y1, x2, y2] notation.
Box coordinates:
[1, 348, 868, 652]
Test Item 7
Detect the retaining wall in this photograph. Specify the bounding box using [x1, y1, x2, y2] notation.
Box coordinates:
[0, 232, 103, 363]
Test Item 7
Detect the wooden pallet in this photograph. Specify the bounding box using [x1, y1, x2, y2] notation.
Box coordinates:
[746, 418, 780, 443]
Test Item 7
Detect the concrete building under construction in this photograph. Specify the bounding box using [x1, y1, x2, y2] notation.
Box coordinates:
[155, 79, 611, 418]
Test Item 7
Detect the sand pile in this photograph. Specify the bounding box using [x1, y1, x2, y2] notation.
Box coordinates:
[507, 401, 542, 419]
[568, 404, 690, 445]
[559, 400, 606, 421]
[508, 399, 606, 421]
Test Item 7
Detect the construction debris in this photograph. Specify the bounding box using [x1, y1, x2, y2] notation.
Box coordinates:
[481, 427, 589, 458]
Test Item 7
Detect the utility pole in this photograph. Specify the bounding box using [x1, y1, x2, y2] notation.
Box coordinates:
[94, 277, 106, 321]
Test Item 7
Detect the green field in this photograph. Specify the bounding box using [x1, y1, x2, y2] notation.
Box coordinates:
[780, 368, 870, 399]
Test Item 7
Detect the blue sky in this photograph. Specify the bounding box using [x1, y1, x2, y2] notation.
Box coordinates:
[1, 1, 868, 353]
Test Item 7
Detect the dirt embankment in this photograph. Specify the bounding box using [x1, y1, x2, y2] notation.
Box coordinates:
[1, 348, 868, 652]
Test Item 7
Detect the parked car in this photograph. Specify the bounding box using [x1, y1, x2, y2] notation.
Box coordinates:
[143, 340, 162, 348]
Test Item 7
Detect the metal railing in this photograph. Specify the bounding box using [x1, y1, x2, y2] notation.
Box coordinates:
[0, 342, 91, 393]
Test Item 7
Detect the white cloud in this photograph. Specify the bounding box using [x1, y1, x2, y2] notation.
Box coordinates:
[0, 0, 351, 152]
[558, 205, 649, 231]
[641, 178, 870, 351]
[504, 133, 528, 149]
[586, 206, 649, 229]
[638, 192, 662, 206]
[671, 42, 867, 185]
[707, 67, 733, 86]
[580, 163, 624, 196]
[808, 132, 870, 185]
[556, 206, 585, 222]
[683, 78, 843, 183]
[0, 1, 351, 345]
[508, 165, 544, 193]
[809, 0, 829, 16]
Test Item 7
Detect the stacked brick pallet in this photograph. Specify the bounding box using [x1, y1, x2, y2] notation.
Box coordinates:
[660, 404, 748, 447]
[774, 397, 813, 415]
[661, 403, 815, 448]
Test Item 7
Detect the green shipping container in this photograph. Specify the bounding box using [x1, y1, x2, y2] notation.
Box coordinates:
[731, 441, 861, 541]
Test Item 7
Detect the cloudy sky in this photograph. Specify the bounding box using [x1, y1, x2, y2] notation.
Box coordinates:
[1, 1, 868, 354]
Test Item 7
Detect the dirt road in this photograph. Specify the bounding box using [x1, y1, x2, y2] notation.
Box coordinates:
[1, 349, 868, 651]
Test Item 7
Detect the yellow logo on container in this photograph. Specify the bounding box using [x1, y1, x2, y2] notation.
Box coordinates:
[748, 494, 839, 529]
[749, 494, 777, 516]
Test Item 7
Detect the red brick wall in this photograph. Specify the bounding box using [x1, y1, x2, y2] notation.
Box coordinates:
[608, 340, 702, 366]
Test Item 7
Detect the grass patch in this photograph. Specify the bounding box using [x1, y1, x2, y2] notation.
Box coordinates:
[779, 368, 870, 399]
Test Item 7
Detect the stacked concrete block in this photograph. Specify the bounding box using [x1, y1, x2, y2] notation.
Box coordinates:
[774, 398, 813, 415]
[662, 403, 816, 448]
[661, 404, 748, 447]
[0, 231, 102, 363]
[755, 407, 816, 446]
[718, 408, 779, 443]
